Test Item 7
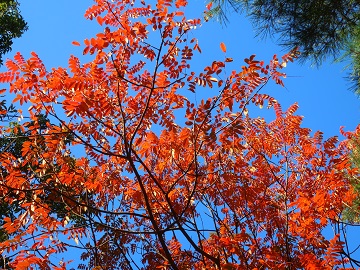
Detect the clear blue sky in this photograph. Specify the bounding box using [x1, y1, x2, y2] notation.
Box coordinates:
[2, 0, 360, 266]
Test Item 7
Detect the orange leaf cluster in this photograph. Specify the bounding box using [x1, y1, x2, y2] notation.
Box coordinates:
[0, 0, 357, 269]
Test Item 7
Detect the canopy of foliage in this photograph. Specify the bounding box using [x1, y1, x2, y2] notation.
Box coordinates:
[0, 0, 359, 269]
[0, 0, 27, 66]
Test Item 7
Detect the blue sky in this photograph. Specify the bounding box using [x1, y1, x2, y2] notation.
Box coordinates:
[2, 0, 360, 267]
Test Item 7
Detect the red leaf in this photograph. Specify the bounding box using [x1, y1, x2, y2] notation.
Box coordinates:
[96, 16, 104, 25]
[220, 42, 227, 53]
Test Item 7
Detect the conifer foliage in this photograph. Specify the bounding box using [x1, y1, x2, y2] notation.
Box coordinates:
[0, 0, 27, 66]
[0, 0, 358, 268]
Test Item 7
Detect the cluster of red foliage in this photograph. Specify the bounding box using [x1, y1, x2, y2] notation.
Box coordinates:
[0, 0, 358, 269]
